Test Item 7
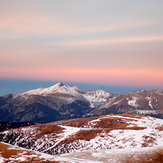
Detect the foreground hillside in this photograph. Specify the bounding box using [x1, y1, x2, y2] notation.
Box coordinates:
[0, 142, 163, 163]
[0, 142, 59, 163]
[0, 114, 163, 156]
[0, 83, 163, 123]
[56, 145, 163, 163]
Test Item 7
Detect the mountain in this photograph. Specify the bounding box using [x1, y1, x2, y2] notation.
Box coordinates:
[0, 114, 163, 156]
[0, 83, 163, 123]
[0, 83, 115, 123]
[93, 90, 163, 118]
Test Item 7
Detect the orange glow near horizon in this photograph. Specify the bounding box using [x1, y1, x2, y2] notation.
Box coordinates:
[0, 67, 162, 88]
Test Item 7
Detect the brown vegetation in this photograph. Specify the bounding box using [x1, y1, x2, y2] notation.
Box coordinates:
[0, 142, 60, 163]
[34, 124, 63, 139]
[156, 125, 163, 131]
[54, 114, 142, 129]
[53, 114, 149, 130]
[142, 135, 156, 147]
[65, 129, 103, 143]
[53, 116, 98, 127]
[126, 148, 163, 163]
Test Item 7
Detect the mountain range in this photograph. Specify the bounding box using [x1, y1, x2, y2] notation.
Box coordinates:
[0, 82, 163, 123]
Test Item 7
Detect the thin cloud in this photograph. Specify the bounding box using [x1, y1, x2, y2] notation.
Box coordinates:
[48, 35, 163, 47]
[1, 11, 162, 39]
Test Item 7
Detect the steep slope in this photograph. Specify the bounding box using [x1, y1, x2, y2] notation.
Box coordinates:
[0, 83, 115, 123]
[0, 114, 163, 156]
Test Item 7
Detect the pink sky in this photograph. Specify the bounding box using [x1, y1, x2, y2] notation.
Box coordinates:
[0, 0, 163, 90]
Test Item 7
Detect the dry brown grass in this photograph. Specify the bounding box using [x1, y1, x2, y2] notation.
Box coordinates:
[8, 124, 64, 140]
[156, 125, 163, 131]
[54, 115, 128, 128]
[68, 129, 102, 142]
[54, 116, 98, 127]
[126, 148, 163, 163]
[54, 114, 147, 129]
[0, 142, 60, 163]
[8, 124, 63, 134]
[34, 124, 63, 139]
[0, 142, 19, 158]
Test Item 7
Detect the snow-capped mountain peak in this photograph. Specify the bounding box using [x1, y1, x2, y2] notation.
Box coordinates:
[14, 83, 80, 97]
[12, 83, 115, 109]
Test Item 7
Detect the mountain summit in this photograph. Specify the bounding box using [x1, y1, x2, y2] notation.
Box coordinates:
[14, 82, 71, 96]
[13, 82, 114, 105]
[0, 83, 163, 123]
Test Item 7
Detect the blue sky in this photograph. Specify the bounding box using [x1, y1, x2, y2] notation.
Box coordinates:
[0, 78, 143, 96]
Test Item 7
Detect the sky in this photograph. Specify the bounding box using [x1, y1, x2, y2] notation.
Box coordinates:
[0, 0, 163, 95]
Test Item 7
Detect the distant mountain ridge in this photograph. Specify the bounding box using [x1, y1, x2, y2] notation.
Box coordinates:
[0, 83, 163, 123]
[93, 89, 163, 118]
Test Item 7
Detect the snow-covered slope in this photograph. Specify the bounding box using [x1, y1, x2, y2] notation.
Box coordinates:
[1, 114, 163, 156]
[83, 89, 114, 108]
[14, 83, 81, 96]
[13, 82, 115, 108]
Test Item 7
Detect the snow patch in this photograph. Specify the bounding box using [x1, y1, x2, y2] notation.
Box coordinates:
[0, 155, 4, 163]
[127, 96, 139, 107]
[83, 90, 112, 108]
